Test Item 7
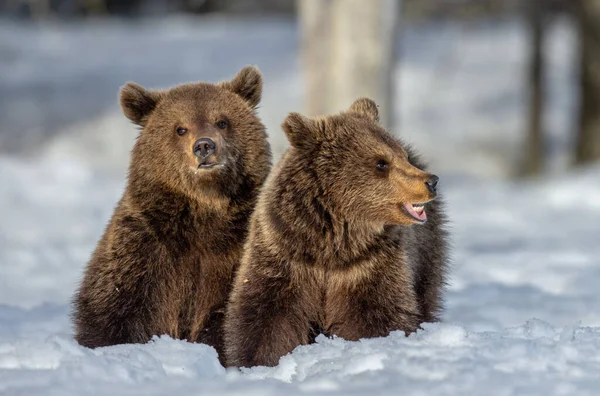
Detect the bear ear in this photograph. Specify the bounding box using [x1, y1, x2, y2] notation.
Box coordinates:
[222, 66, 263, 109]
[119, 82, 162, 126]
[282, 112, 323, 150]
[348, 97, 379, 123]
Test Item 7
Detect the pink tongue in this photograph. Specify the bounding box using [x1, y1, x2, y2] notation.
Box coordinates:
[403, 203, 427, 221]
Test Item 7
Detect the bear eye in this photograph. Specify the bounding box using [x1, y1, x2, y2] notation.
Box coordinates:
[216, 120, 228, 129]
[176, 127, 188, 136]
[376, 159, 389, 172]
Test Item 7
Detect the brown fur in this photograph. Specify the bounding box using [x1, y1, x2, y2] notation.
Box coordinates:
[72, 66, 271, 364]
[223, 98, 449, 367]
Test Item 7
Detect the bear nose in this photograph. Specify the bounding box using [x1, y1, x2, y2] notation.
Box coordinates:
[425, 175, 439, 193]
[193, 138, 216, 159]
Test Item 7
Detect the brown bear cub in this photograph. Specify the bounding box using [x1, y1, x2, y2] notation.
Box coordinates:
[224, 98, 448, 367]
[72, 66, 271, 363]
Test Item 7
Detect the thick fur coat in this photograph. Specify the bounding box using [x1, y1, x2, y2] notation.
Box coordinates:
[224, 99, 448, 367]
[72, 66, 271, 363]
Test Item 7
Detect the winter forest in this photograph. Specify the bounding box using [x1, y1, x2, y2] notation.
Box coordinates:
[1, 0, 600, 395]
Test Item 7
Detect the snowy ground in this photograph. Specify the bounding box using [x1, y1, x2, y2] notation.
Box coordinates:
[1, 15, 600, 396]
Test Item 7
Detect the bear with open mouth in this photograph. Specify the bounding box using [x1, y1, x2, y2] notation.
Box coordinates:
[72, 66, 271, 364]
[223, 98, 449, 368]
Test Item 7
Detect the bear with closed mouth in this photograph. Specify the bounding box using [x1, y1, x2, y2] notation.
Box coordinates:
[223, 98, 449, 367]
[72, 66, 271, 363]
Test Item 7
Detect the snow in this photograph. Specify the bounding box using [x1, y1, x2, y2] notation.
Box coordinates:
[1, 14, 600, 396]
[3, 322, 600, 395]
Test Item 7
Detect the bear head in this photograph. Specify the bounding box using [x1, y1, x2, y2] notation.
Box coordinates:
[282, 98, 439, 227]
[120, 66, 271, 201]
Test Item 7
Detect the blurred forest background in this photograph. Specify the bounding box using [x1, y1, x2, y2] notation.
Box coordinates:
[1, 0, 599, 180]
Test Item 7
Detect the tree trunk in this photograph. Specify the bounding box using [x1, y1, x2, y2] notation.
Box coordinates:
[299, 0, 400, 129]
[298, 0, 335, 118]
[575, 0, 600, 165]
[523, 0, 546, 177]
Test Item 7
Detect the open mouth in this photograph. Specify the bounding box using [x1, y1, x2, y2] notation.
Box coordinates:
[402, 203, 427, 223]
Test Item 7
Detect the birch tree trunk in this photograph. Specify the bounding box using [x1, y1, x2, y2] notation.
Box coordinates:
[299, 0, 400, 129]
[298, 0, 335, 118]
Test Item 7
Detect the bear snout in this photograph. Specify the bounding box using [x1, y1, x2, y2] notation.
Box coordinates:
[425, 174, 439, 193]
[193, 138, 217, 159]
